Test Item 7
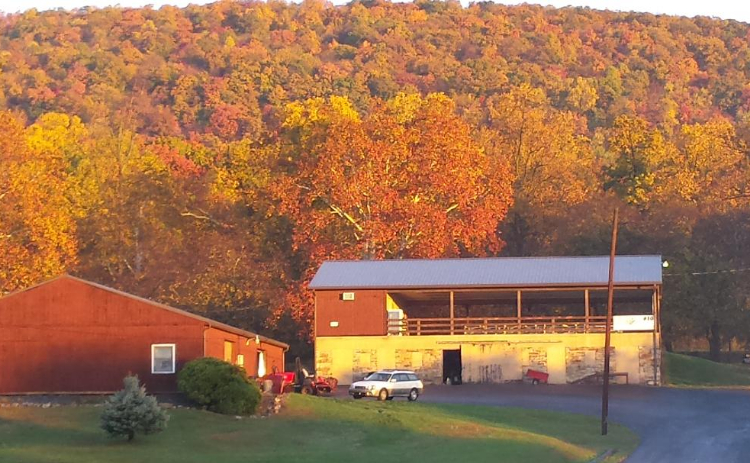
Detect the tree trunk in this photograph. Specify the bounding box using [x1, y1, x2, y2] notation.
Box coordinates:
[708, 320, 722, 362]
[127, 430, 135, 441]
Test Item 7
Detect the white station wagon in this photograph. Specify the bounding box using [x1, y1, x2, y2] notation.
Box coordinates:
[349, 369, 424, 401]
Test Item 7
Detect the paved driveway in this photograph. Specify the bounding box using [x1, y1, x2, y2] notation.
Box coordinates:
[335, 384, 750, 462]
[422, 384, 750, 463]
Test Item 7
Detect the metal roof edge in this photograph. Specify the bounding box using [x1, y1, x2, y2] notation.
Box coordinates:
[310, 281, 663, 291]
[315, 254, 663, 264]
[310, 282, 663, 291]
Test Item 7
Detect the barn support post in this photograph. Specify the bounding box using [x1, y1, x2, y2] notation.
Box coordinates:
[516, 290, 522, 330]
[449, 291, 455, 335]
[655, 286, 661, 333]
[584, 289, 590, 332]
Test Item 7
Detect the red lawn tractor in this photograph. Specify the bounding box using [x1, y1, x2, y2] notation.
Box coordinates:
[265, 366, 338, 395]
[299, 373, 338, 395]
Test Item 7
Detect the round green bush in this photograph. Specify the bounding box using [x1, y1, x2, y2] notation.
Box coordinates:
[177, 357, 261, 415]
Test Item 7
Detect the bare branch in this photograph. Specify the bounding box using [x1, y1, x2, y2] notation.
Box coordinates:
[180, 211, 230, 229]
[296, 183, 365, 234]
[328, 204, 364, 232]
[123, 258, 137, 277]
[722, 189, 750, 201]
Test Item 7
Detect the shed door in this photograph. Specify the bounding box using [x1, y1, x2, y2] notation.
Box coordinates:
[224, 341, 234, 363]
[257, 351, 266, 377]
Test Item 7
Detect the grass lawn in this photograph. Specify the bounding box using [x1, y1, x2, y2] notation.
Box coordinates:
[0, 395, 638, 463]
[664, 351, 750, 387]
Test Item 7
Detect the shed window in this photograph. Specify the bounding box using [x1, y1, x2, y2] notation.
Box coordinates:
[151, 344, 176, 374]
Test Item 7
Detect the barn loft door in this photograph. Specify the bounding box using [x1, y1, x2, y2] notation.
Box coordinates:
[224, 341, 235, 363]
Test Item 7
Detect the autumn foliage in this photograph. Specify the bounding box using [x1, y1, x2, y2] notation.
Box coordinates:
[1, 2, 750, 355]
[275, 94, 513, 261]
[271, 94, 513, 328]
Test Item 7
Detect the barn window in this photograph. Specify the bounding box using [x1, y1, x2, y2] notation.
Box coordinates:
[151, 344, 176, 374]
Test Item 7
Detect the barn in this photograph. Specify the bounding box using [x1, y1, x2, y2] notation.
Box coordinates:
[0, 275, 288, 394]
[310, 256, 663, 385]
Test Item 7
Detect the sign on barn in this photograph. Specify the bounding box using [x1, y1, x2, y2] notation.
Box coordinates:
[613, 315, 655, 332]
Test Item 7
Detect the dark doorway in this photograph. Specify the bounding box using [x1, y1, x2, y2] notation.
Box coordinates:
[442, 349, 462, 385]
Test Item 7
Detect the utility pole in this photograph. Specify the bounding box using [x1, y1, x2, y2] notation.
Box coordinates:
[601, 208, 619, 436]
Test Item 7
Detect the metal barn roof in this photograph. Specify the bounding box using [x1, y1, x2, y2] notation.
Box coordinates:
[309, 255, 663, 290]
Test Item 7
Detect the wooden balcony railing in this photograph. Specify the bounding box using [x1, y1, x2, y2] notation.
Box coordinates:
[387, 316, 611, 336]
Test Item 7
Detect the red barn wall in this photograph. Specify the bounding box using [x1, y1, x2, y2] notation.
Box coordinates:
[205, 328, 256, 374]
[315, 290, 387, 337]
[261, 341, 285, 374]
[0, 277, 207, 394]
[0, 276, 287, 394]
[204, 328, 286, 376]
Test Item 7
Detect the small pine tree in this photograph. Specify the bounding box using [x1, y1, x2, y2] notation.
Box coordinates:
[100, 375, 169, 441]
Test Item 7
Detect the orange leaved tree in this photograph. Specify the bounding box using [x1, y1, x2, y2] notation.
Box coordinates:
[272, 94, 514, 333]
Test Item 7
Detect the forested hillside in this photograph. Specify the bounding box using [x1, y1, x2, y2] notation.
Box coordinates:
[1, 0, 749, 357]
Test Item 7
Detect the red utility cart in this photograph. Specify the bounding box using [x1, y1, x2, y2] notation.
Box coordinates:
[525, 369, 549, 385]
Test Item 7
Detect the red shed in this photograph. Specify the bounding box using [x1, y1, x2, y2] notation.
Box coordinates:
[0, 275, 288, 394]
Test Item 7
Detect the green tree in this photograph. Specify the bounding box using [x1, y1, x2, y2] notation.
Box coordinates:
[662, 211, 750, 359]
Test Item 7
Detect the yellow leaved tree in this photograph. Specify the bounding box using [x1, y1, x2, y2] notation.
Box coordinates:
[0, 112, 82, 293]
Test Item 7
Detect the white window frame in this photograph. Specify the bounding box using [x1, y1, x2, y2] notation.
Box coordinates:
[151, 343, 176, 374]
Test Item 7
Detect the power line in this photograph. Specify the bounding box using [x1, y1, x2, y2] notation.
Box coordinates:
[664, 267, 750, 277]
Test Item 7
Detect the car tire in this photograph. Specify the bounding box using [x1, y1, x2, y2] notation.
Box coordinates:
[353, 393, 363, 399]
[532, 379, 540, 385]
[378, 388, 389, 401]
[408, 388, 419, 402]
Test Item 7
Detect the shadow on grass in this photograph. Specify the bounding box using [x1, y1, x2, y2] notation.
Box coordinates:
[285, 396, 618, 462]
[0, 400, 612, 463]
[421, 402, 639, 462]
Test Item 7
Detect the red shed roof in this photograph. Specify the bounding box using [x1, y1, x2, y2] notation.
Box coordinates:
[1, 275, 289, 350]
